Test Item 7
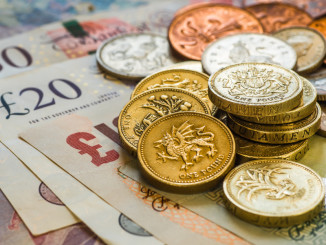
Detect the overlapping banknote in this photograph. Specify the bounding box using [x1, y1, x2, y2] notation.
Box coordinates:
[1, 0, 326, 245]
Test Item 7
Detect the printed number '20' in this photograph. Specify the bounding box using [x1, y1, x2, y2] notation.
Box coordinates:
[0, 46, 32, 72]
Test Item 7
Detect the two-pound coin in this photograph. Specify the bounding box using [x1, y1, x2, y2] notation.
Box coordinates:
[228, 104, 321, 144]
[273, 27, 326, 74]
[223, 159, 324, 227]
[168, 5, 263, 60]
[96, 32, 179, 80]
[237, 77, 317, 124]
[202, 33, 297, 74]
[208, 63, 303, 117]
[138, 112, 236, 193]
[246, 3, 313, 33]
[234, 134, 309, 163]
[118, 88, 210, 155]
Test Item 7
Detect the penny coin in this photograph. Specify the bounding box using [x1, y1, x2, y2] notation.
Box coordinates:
[158, 61, 203, 73]
[317, 102, 326, 137]
[138, 112, 236, 193]
[202, 33, 297, 75]
[237, 76, 317, 124]
[208, 63, 303, 117]
[234, 134, 309, 164]
[306, 66, 326, 101]
[118, 88, 210, 155]
[228, 104, 322, 144]
[168, 5, 263, 60]
[273, 27, 326, 74]
[96, 32, 179, 80]
[246, 3, 313, 33]
[223, 159, 324, 227]
[132, 69, 216, 114]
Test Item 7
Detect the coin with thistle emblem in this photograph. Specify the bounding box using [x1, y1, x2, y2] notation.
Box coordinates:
[118, 88, 210, 155]
[138, 112, 235, 193]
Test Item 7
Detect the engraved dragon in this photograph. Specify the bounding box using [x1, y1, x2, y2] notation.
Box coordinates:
[154, 121, 217, 171]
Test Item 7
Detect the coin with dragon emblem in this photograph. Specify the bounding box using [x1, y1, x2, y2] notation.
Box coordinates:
[237, 76, 317, 124]
[223, 159, 324, 227]
[138, 112, 236, 193]
[118, 88, 210, 155]
[132, 69, 217, 114]
[96, 32, 179, 80]
[208, 63, 303, 116]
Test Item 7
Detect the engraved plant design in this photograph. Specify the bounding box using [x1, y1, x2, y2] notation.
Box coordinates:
[147, 74, 208, 103]
[134, 95, 193, 136]
[236, 166, 297, 202]
[154, 121, 217, 171]
[224, 67, 291, 97]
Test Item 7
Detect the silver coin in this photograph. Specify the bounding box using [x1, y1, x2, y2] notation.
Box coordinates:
[96, 32, 179, 80]
[202, 33, 297, 75]
[119, 213, 152, 236]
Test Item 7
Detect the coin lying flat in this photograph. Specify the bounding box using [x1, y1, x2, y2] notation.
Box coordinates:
[246, 3, 313, 33]
[228, 104, 321, 144]
[132, 69, 216, 114]
[306, 67, 326, 101]
[317, 102, 326, 137]
[96, 32, 179, 80]
[223, 159, 324, 227]
[202, 33, 297, 74]
[168, 5, 263, 60]
[234, 134, 309, 164]
[273, 27, 326, 74]
[237, 76, 317, 124]
[118, 88, 210, 155]
[208, 63, 303, 117]
[138, 112, 236, 193]
[309, 15, 326, 65]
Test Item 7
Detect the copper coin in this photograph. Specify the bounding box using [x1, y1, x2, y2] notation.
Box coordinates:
[317, 102, 326, 137]
[168, 5, 263, 60]
[246, 3, 313, 33]
[309, 16, 326, 65]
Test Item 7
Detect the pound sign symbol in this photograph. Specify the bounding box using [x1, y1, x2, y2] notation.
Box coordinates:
[66, 132, 119, 167]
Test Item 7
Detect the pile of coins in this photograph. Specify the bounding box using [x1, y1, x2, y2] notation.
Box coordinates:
[96, 1, 326, 229]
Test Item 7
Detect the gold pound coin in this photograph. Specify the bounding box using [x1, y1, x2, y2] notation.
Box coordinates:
[138, 112, 236, 193]
[237, 76, 317, 124]
[234, 134, 309, 164]
[208, 63, 303, 117]
[131, 69, 217, 114]
[118, 88, 210, 156]
[273, 26, 326, 74]
[228, 104, 322, 144]
[223, 159, 325, 227]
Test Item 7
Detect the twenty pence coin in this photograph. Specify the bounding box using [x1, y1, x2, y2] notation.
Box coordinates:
[132, 69, 216, 114]
[202, 33, 297, 74]
[208, 63, 303, 117]
[96, 32, 178, 80]
[273, 26, 326, 74]
[118, 88, 210, 156]
[138, 112, 236, 193]
[237, 76, 317, 124]
[223, 159, 324, 227]
[168, 5, 263, 60]
[228, 104, 322, 144]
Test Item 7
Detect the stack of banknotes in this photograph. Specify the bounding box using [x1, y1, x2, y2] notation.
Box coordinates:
[1, 0, 326, 244]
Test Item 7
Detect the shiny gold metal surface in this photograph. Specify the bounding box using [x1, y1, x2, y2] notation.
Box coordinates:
[138, 112, 236, 193]
[234, 134, 309, 164]
[132, 69, 216, 114]
[228, 104, 321, 144]
[223, 159, 325, 227]
[208, 63, 303, 117]
[118, 88, 210, 156]
[237, 76, 317, 124]
[273, 26, 326, 74]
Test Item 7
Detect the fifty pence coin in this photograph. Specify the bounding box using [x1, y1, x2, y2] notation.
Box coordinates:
[223, 159, 324, 227]
[202, 33, 297, 74]
[273, 26, 326, 74]
[208, 63, 303, 117]
[118, 88, 210, 156]
[138, 112, 236, 193]
[96, 32, 179, 80]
